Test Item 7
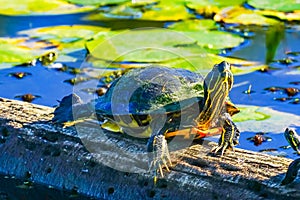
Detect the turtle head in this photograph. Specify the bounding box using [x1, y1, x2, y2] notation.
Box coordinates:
[284, 128, 300, 153]
[196, 61, 234, 126]
[204, 61, 233, 96]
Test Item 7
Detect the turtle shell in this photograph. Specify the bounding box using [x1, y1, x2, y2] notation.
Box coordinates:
[94, 66, 204, 116]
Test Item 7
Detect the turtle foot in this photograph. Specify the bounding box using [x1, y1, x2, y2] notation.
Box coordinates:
[211, 141, 235, 156]
[211, 117, 240, 156]
[148, 135, 172, 184]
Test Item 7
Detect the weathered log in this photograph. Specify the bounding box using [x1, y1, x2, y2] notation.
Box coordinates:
[0, 97, 299, 199]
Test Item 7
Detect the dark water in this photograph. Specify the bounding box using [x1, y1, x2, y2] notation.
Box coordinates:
[0, 174, 95, 200]
[0, 11, 299, 198]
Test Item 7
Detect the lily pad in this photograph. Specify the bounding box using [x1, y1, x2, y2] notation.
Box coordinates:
[187, 0, 245, 8]
[140, 1, 193, 21]
[186, 0, 245, 17]
[0, 38, 51, 67]
[248, 0, 300, 12]
[0, 0, 95, 16]
[65, 0, 130, 6]
[234, 106, 300, 134]
[233, 106, 270, 122]
[168, 19, 217, 31]
[256, 10, 300, 21]
[161, 54, 262, 74]
[85, 1, 192, 21]
[86, 29, 203, 62]
[183, 31, 244, 50]
[87, 28, 243, 63]
[19, 25, 110, 54]
[214, 7, 280, 26]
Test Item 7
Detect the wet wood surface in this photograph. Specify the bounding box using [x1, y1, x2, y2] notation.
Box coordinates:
[0, 97, 299, 199]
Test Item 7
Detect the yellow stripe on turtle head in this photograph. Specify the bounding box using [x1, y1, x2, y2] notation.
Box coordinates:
[196, 61, 233, 129]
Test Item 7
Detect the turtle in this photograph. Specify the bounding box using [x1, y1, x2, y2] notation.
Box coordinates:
[281, 128, 300, 185]
[284, 128, 300, 154]
[53, 61, 240, 181]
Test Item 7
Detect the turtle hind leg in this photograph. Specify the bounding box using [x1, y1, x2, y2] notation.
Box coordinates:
[147, 135, 172, 184]
[211, 113, 240, 155]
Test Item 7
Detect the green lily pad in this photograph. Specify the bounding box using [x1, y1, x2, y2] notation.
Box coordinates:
[183, 31, 244, 50]
[85, 1, 192, 21]
[168, 19, 217, 31]
[186, 0, 245, 17]
[103, 4, 142, 19]
[187, 0, 246, 8]
[256, 10, 300, 21]
[0, 0, 95, 16]
[214, 7, 280, 26]
[248, 0, 300, 12]
[140, 1, 193, 21]
[88, 50, 261, 76]
[87, 28, 243, 63]
[19, 25, 110, 54]
[65, 0, 130, 6]
[0, 38, 52, 67]
[86, 29, 203, 62]
[233, 106, 270, 122]
[234, 105, 300, 134]
[161, 54, 262, 74]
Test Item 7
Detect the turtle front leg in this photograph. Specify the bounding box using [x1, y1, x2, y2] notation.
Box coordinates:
[212, 113, 240, 155]
[147, 135, 172, 184]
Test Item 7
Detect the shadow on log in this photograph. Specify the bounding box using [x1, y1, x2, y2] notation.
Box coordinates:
[0, 97, 299, 199]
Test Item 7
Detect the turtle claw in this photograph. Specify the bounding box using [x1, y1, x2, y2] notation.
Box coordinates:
[148, 135, 172, 183]
[211, 141, 232, 156]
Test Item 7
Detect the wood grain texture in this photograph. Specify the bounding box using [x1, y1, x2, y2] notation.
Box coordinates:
[0, 97, 299, 199]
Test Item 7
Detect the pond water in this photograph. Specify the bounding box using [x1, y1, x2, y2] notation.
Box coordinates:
[0, 6, 299, 198]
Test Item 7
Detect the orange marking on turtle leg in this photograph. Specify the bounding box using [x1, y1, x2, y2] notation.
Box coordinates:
[165, 127, 223, 139]
[193, 127, 223, 139]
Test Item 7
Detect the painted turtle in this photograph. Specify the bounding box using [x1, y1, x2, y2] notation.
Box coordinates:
[284, 128, 300, 154]
[53, 61, 240, 180]
[281, 128, 300, 185]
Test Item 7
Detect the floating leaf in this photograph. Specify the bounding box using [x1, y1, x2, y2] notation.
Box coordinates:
[248, 0, 300, 12]
[214, 7, 280, 26]
[168, 19, 217, 31]
[0, 0, 95, 16]
[85, 1, 192, 21]
[102, 4, 142, 19]
[256, 10, 300, 21]
[86, 29, 205, 62]
[187, 0, 245, 8]
[19, 25, 110, 54]
[186, 0, 245, 17]
[0, 38, 50, 66]
[140, 1, 193, 21]
[234, 106, 300, 134]
[162, 54, 262, 74]
[233, 106, 271, 122]
[65, 0, 130, 6]
[87, 28, 243, 63]
[183, 31, 244, 50]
